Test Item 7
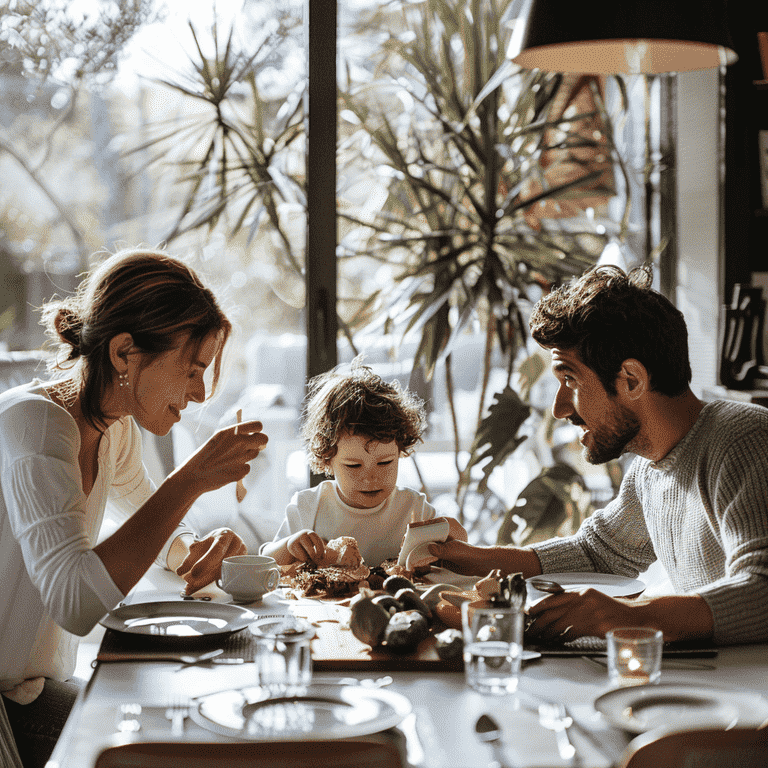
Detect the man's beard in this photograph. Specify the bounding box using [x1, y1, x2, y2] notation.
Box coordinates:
[581, 403, 641, 464]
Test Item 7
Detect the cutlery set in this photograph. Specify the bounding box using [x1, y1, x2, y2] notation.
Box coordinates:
[475, 701, 590, 768]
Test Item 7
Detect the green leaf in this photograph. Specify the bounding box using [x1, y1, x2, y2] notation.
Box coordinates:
[466, 385, 531, 492]
[495, 462, 587, 546]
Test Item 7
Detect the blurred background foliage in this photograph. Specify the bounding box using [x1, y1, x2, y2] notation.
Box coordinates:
[0, 0, 631, 543]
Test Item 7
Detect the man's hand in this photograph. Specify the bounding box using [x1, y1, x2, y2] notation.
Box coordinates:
[176, 527, 247, 595]
[427, 540, 543, 578]
[286, 529, 325, 564]
[527, 588, 636, 642]
[526, 589, 716, 644]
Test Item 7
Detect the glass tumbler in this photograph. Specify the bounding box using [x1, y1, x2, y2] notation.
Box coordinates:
[461, 601, 524, 694]
[251, 617, 314, 694]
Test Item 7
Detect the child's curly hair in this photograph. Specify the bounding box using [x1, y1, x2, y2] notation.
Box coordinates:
[302, 358, 427, 476]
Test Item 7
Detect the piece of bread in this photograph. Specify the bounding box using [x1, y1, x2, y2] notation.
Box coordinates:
[397, 517, 468, 568]
[319, 536, 363, 568]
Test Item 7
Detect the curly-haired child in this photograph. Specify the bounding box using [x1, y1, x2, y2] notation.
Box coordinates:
[261, 359, 462, 566]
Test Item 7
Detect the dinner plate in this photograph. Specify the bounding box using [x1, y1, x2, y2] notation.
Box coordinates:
[189, 684, 412, 740]
[594, 683, 768, 734]
[99, 600, 256, 638]
[527, 572, 646, 600]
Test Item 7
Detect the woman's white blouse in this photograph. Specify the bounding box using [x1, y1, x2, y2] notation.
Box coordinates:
[0, 381, 189, 693]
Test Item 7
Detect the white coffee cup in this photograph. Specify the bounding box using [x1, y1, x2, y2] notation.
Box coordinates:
[216, 555, 279, 604]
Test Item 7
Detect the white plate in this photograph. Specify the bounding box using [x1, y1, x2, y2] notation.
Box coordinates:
[527, 572, 646, 599]
[190, 684, 412, 740]
[594, 683, 768, 734]
[100, 600, 256, 638]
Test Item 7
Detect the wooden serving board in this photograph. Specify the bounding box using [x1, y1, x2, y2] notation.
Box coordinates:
[288, 600, 462, 672]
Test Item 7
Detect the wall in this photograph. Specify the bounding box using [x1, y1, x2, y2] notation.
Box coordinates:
[675, 68, 722, 396]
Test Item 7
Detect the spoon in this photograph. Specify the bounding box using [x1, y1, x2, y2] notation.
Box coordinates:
[528, 578, 565, 594]
[475, 713, 513, 768]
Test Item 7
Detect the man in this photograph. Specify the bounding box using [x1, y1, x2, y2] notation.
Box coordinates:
[430, 265, 768, 645]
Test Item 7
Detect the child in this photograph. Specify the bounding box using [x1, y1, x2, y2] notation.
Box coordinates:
[261, 360, 457, 566]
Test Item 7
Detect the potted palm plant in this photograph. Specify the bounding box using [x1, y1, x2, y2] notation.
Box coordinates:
[133, 0, 629, 542]
[335, 0, 627, 537]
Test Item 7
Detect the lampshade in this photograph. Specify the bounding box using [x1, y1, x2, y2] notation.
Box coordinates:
[509, 0, 738, 74]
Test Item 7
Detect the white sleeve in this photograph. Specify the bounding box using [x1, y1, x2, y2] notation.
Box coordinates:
[3, 452, 124, 636]
[0, 398, 125, 636]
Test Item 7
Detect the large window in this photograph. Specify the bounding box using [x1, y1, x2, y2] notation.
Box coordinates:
[1, 0, 676, 547]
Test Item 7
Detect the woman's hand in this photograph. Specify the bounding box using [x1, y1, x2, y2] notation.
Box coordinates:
[173, 419, 268, 496]
[286, 529, 325, 564]
[176, 527, 247, 595]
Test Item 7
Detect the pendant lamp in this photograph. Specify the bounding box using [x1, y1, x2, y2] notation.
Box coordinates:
[509, 0, 738, 74]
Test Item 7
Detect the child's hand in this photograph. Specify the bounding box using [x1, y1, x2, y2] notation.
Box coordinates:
[287, 529, 326, 564]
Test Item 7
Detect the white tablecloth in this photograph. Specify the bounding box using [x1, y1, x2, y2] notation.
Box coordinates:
[47, 567, 768, 768]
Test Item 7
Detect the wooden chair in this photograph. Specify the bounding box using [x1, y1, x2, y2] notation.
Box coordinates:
[94, 739, 404, 768]
[617, 726, 768, 768]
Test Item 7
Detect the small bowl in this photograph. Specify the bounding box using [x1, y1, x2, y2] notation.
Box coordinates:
[433, 592, 486, 630]
[439, 590, 476, 608]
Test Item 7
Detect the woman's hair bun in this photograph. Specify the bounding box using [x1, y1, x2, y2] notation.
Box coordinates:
[53, 307, 84, 356]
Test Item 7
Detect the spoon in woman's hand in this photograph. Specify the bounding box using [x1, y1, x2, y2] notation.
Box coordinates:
[235, 408, 247, 502]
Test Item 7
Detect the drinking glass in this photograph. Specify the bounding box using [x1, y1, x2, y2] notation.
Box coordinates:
[251, 617, 314, 693]
[461, 601, 524, 694]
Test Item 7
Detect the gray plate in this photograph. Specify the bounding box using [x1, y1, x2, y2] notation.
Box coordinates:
[99, 600, 256, 638]
[594, 683, 768, 734]
[190, 684, 412, 740]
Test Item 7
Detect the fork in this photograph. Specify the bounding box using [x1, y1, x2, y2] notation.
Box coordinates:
[538, 702, 579, 765]
[165, 699, 189, 737]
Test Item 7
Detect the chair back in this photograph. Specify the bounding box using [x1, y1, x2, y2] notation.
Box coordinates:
[94, 739, 404, 768]
[618, 726, 768, 768]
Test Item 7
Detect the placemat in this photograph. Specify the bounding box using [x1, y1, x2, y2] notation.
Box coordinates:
[96, 625, 258, 663]
[529, 635, 719, 658]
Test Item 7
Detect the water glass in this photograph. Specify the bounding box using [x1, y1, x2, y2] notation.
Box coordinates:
[251, 617, 314, 693]
[461, 601, 524, 694]
[606, 627, 663, 687]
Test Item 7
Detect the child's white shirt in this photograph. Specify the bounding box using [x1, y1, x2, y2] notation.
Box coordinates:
[263, 480, 436, 566]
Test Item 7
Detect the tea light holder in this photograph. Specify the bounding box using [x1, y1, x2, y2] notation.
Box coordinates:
[606, 627, 663, 687]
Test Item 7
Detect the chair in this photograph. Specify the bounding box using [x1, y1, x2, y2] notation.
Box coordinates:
[617, 726, 768, 768]
[94, 739, 404, 768]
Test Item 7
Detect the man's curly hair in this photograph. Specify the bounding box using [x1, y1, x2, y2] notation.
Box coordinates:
[302, 358, 427, 476]
[529, 264, 692, 396]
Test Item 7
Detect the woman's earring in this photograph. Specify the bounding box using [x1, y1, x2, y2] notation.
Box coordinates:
[118, 372, 129, 388]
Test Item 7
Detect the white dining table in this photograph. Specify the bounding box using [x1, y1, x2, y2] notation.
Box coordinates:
[46, 566, 768, 768]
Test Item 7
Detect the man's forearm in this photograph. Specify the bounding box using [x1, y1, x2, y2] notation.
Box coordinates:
[630, 594, 715, 642]
[479, 545, 544, 578]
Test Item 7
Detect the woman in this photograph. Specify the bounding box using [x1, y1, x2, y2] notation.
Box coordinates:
[0, 247, 268, 768]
